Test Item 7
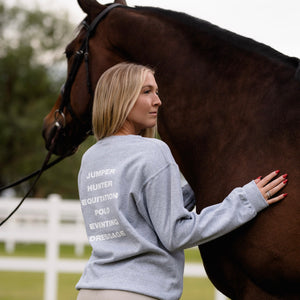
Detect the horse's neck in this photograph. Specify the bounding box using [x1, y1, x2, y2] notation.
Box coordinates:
[107, 8, 194, 68]
[104, 8, 298, 208]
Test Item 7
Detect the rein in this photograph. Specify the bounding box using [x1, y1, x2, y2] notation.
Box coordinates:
[0, 3, 122, 226]
[0, 156, 65, 192]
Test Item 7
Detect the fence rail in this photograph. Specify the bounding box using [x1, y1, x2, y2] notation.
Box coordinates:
[0, 195, 226, 300]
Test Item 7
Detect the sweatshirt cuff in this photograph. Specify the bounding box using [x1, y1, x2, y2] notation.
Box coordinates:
[243, 180, 269, 212]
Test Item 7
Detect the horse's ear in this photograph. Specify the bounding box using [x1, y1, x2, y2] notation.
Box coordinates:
[77, 0, 103, 16]
[115, 0, 127, 5]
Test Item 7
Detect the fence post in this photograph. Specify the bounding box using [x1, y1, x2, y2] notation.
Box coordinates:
[44, 194, 60, 300]
[5, 217, 16, 253]
[75, 215, 85, 256]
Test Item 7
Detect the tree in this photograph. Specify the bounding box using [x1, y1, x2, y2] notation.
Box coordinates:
[0, 1, 93, 198]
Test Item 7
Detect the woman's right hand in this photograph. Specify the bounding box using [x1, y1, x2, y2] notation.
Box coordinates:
[255, 170, 288, 205]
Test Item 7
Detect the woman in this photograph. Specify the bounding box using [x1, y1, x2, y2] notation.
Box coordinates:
[76, 63, 288, 300]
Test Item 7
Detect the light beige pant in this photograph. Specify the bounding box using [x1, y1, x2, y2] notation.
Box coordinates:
[77, 289, 158, 300]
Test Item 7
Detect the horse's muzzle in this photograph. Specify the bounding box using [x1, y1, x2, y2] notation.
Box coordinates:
[42, 119, 78, 157]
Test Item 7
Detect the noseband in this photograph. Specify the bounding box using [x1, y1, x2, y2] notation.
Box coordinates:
[55, 3, 122, 133]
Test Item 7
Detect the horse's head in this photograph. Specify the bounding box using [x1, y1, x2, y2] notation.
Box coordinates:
[42, 0, 127, 156]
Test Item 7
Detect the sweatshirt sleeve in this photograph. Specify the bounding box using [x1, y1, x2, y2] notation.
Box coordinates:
[141, 163, 268, 251]
[182, 184, 196, 212]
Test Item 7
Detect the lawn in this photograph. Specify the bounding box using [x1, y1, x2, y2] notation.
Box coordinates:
[0, 243, 218, 300]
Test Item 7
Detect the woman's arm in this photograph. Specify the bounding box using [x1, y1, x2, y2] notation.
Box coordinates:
[143, 166, 287, 251]
[182, 184, 196, 211]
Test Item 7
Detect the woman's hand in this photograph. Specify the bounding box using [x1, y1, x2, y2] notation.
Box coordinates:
[255, 170, 288, 205]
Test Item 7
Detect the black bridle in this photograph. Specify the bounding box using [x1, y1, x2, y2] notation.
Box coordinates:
[0, 3, 122, 226]
[55, 3, 122, 132]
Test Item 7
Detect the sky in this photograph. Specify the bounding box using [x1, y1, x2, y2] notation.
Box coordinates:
[5, 0, 300, 58]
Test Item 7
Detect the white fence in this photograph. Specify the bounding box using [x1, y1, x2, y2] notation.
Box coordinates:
[0, 195, 226, 300]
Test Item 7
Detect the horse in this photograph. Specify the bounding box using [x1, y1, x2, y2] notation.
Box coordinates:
[42, 1, 300, 299]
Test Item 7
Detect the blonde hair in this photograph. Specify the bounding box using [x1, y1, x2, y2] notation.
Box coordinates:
[92, 62, 156, 140]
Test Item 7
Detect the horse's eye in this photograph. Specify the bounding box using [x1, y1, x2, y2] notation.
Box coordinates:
[65, 49, 73, 59]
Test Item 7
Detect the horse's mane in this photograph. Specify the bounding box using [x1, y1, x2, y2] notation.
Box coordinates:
[135, 6, 299, 69]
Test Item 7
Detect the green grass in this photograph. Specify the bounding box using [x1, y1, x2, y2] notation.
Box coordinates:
[182, 277, 215, 300]
[185, 247, 202, 262]
[0, 242, 92, 259]
[0, 272, 215, 300]
[58, 273, 81, 300]
[0, 243, 218, 300]
[0, 243, 201, 262]
[0, 242, 46, 257]
[0, 272, 44, 300]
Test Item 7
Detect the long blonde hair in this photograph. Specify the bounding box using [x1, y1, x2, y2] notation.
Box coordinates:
[92, 63, 156, 140]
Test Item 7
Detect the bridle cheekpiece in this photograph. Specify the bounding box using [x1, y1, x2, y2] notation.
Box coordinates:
[55, 3, 122, 133]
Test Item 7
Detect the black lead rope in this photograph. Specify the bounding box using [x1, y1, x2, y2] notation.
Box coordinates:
[0, 156, 65, 193]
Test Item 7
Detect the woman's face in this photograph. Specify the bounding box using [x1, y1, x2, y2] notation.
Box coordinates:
[120, 71, 161, 135]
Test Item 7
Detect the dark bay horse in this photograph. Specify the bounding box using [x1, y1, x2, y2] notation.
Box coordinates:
[43, 0, 300, 298]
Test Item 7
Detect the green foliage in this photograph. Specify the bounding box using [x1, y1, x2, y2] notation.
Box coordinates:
[0, 1, 92, 198]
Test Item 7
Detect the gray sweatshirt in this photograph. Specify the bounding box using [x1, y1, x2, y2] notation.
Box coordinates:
[76, 135, 268, 300]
